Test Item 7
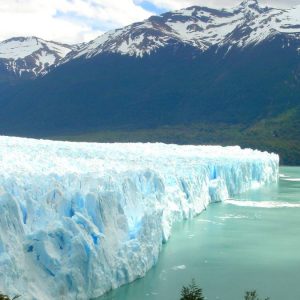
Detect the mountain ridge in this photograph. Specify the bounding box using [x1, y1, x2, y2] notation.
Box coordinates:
[1, 0, 300, 80]
[61, 0, 300, 61]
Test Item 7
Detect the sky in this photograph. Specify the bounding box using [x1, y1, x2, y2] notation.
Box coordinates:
[0, 0, 299, 44]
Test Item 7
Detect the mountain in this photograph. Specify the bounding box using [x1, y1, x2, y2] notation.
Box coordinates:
[62, 0, 300, 59]
[0, 36, 74, 81]
[0, 0, 300, 164]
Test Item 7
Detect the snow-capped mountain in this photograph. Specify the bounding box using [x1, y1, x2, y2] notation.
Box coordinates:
[0, 37, 73, 79]
[1, 0, 300, 79]
[63, 0, 300, 61]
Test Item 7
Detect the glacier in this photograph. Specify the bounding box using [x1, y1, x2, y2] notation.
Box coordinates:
[0, 136, 279, 300]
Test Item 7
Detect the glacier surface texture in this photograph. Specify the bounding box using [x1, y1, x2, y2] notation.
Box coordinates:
[0, 137, 279, 299]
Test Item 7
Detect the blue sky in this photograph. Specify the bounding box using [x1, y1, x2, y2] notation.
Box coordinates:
[137, 1, 167, 14]
[0, 0, 299, 44]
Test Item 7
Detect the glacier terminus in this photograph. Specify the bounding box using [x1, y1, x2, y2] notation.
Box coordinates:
[0, 136, 279, 299]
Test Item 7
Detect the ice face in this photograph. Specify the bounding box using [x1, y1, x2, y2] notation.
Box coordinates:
[0, 137, 279, 299]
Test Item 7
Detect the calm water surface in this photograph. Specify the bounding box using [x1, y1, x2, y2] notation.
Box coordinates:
[99, 167, 300, 300]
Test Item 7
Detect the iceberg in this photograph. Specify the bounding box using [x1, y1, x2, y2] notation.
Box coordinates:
[0, 136, 279, 299]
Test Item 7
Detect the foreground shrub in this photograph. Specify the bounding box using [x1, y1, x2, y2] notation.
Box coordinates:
[180, 279, 205, 300]
[0, 293, 20, 300]
[180, 282, 270, 300]
[245, 290, 270, 300]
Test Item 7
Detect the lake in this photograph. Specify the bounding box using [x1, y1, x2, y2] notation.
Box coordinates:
[98, 167, 300, 300]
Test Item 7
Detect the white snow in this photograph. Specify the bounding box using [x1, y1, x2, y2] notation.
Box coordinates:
[275, 5, 300, 34]
[0, 37, 72, 77]
[0, 37, 71, 60]
[0, 136, 279, 299]
[2, 1, 300, 68]
[64, 0, 300, 60]
[0, 37, 41, 59]
[36, 51, 56, 67]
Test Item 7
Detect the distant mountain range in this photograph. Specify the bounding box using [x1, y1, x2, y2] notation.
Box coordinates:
[0, 0, 299, 164]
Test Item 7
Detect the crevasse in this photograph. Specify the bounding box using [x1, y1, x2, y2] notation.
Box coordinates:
[0, 137, 279, 300]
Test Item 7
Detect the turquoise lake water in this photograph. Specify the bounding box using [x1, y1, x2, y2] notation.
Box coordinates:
[99, 167, 300, 300]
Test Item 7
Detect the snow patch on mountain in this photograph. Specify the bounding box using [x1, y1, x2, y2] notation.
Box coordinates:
[0, 37, 73, 78]
[62, 0, 300, 61]
[276, 5, 300, 33]
[0, 37, 70, 60]
[2, 0, 300, 76]
[0, 136, 279, 300]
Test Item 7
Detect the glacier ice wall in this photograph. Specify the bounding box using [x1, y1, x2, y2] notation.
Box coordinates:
[0, 137, 279, 300]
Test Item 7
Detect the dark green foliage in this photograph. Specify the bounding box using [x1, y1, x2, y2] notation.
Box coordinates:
[244, 290, 269, 300]
[0, 293, 20, 300]
[178, 285, 271, 300]
[1, 37, 300, 135]
[53, 114, 300, 165]
[180, 279, 204, 300]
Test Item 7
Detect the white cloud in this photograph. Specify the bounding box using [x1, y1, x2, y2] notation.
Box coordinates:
[0, 0, 299, 44]
[0, 0, 152, 44]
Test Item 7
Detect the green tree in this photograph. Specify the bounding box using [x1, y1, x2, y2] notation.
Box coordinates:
[180, 279, 204, 300]
[245, 290, 269, 300]
[0, 293, 20, 300]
